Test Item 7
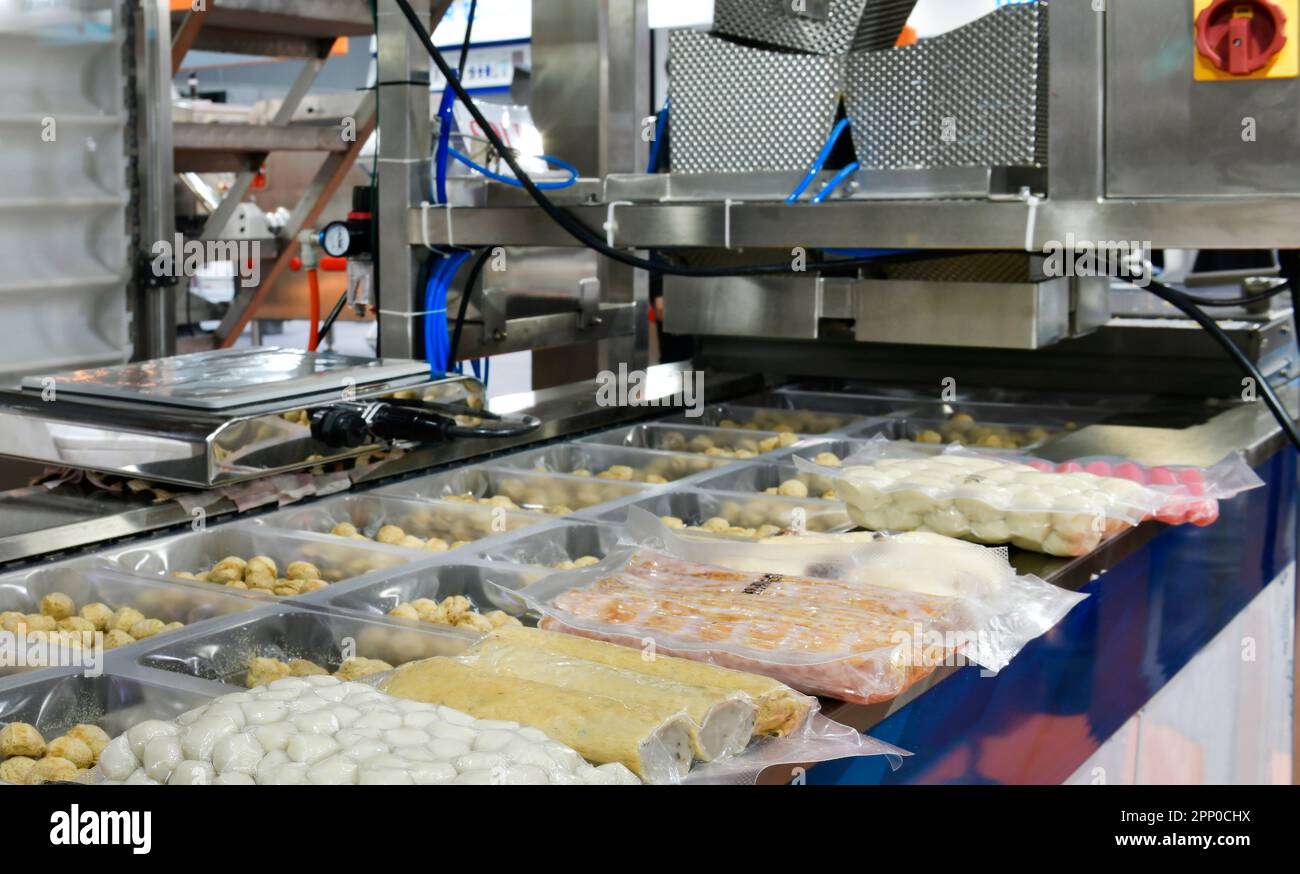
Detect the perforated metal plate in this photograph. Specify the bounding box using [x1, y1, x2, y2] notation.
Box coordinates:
[712, 0, 917, 55]
[843, 2, 1048, 171]
[668, 30, 843, 175]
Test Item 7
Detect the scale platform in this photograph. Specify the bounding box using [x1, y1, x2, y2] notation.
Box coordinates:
[0, 349, 481, 489]
[20, 348, 434, 414]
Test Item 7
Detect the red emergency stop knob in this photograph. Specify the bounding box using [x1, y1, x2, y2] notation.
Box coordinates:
[1196, 0, 1288, 75]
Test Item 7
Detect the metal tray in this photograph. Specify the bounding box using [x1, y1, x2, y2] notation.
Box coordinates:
[261, 493, 544, 553]
[131, 605, 475, 689]
[489, 443, 731, 483]
[590, 489, 853, 534]
[319, 562, 542, 624]
[656, 403, 864, 435]
[0, 670, 224, 772]
[689, 462, 842, 501]
[581, 422, 810, 457]
[0, 565, 258, 677]
[22, 347, 431, 412]
[99, 522, 420, 597]
[375, 466, 649, 514]
[739, 390, 923, 419]
[788, 380, 1149, 410]
[473, 520, 623, 570]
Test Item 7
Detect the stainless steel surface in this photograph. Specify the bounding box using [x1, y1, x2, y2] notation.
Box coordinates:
[668, 29, 843, 175]
[664, 274, 827, 340]
[23, 348, 430, 411]
[531, 0, 650, 180]
[1106, 0, 1300, 198]
[605, 166, 996, 203]
[0, 357, 481, 488]
[844, 2, 1047, 171]
[130, 0, 177, 362]
[376, 0, 433, 360]
[667, 268, 1098, 351]
[853, 277, 1072, 350]
[405, 196, 1300, 250]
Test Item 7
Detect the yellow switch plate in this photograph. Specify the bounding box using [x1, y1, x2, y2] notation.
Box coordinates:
[1194, 0, 1299, 79]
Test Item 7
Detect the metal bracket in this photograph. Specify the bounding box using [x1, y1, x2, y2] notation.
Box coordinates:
[478, 285, 508, 343]
[578, 277, 602, 329]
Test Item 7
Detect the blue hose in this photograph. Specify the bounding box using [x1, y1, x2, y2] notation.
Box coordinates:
[646, 97, 670, 174]
[424, 250, 470, 373]
[810, 161, 860, 203]
[433, 84, 458, 203]
[786, 118, 851, 204]
[448, 148, 579, 190]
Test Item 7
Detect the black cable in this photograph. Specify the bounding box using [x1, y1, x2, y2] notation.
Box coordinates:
[458, 0, 478, 80]
[1147, 280, 1300, 451]
[392, 0, 965, 278]
[1175, 281, 1290, 308]
[315, 291, 351, 350]
[449, 246, 494, 365]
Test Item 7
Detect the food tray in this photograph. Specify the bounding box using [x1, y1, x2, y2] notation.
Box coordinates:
[769, 438, 876, 464]
[0, 669, 225, 782]
[689, 462, 842, 502]
[375, 466, 648, 513]
[318, 562, 542, 624]
[130, 605, 475, 689]
[656, 404, 864, 435]
[489, 443, 730, 483]
[473, 520, 623, 570]
[783, 381, 1147, 409]
[589, 489, 854, 535]
[734, 391, 922, 419]
[581, 423, 810, 456]
[98, 522, 420, 597]
[0, 565, 258, 676]
[262, 493, 543, 553]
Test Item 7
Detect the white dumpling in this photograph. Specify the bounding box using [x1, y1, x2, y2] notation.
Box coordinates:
[126, 720, 180, 760]
[306, 754, 359, 785]
[211, 732, 265, 775]
[167, 760, 214, 786]
[142, 736, 183, 783]
[98, 735, 139, 781]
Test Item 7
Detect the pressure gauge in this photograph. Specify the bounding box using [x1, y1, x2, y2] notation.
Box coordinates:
[320, 222, 353, 258]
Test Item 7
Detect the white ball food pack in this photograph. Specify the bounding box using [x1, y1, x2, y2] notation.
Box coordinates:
[94, 675, 640, 786]
[799, 448, 1164, 556]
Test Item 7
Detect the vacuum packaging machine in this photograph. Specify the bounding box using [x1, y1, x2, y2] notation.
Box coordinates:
[0, 0, 1295, 790]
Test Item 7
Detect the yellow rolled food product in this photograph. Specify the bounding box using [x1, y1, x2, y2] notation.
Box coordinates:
[381, 656, 695, 783]
[463, 637, 757, 761]
[480, 626, 813, 737]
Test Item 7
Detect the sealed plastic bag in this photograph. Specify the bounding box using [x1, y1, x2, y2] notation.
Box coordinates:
[518, 543, 1084, 706]
[1034, 453, 1262, 527]
[623, 507, 1018, 599]
[374, 626, 907, 784]
[795, 439, 1262, 555]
